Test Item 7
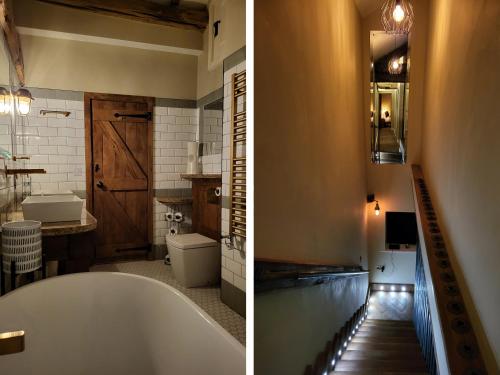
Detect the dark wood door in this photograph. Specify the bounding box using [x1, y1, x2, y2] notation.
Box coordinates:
[85, 93, 153, 260]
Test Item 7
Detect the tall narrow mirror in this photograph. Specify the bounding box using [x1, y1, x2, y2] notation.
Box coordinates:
[370, 31, 410, 164]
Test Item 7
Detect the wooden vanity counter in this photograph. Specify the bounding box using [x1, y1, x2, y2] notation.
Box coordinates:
[8, 209, 98, 274]
[10, 209, 97, 236]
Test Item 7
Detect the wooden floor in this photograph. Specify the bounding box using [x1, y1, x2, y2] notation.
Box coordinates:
[331, 319, 429, 374]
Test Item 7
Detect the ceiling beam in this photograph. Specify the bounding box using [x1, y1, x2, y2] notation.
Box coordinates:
[36, 0, 208, 31]
[0, 0, 25, 86]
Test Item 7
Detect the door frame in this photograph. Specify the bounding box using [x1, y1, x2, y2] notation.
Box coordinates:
[84, 92, 155, 248]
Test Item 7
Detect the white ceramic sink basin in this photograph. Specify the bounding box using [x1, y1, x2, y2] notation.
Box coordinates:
[22, 195, 83, 223]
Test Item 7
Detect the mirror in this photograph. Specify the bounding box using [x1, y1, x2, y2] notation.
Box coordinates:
[370, 31, 410, 164]
[199, 96, 223, 173]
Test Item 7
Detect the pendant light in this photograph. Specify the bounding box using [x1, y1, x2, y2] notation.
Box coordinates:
[381, 0, 414, 34]
[0, 87, 10, 114]
[14, 88, 34, 116]
[374, 201, 381, 216]
[388, 35, 404, 75]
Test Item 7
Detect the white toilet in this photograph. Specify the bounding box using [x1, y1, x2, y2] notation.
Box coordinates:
[166, 233, 221, 288]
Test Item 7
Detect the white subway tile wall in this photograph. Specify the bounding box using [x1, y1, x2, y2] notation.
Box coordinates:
[221, 61, 246, 292]
[153, 199, 192, 246]
[10, 92, 199, 248]
[153, 107, 198, 247]
[19, 98, 86, 193]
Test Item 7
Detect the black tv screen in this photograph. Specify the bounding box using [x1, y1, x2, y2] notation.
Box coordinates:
[385, 212, 418, 245]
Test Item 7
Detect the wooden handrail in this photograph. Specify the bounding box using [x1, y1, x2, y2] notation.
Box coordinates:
[411, 165, 487, 374]
[255, 260, 368, 293]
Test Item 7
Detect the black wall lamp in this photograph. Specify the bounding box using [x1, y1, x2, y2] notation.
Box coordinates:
[367, 194, 381, 216]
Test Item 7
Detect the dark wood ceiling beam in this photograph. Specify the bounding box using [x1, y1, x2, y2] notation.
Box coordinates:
[36, 0, 208, 31]
[0, 0, 25, 86]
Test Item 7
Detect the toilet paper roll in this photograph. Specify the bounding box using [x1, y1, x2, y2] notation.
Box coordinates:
[174, 212, 184, 223]
[165, 212, 174, 222]
[169, 227, 178, 236]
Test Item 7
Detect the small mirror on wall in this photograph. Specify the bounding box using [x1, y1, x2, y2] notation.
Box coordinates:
[370, 31, 410, 164]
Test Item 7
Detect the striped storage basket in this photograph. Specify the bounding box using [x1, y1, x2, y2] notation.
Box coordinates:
[2, 220, 42, 274]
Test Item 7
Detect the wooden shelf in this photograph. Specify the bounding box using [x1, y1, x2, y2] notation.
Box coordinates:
[180, 174, 221, 180]
[156, 197, 193, 205]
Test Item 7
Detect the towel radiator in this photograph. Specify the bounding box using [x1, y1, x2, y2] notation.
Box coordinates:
[230, 70, 246, 240]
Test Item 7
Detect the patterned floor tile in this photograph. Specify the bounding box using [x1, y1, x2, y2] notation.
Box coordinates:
[90, 260, 245, 345]
[367, 290, 414, 321]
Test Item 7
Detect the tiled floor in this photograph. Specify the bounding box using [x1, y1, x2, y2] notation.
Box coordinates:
[367, 290, 414, 321]
[90, 260, 245, 345]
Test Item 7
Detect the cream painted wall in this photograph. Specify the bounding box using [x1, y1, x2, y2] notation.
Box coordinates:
[21, 35, 198, 99]
[255, 0, 367, 267]
[361, 1, 429, 284]
[197, 0, 245, 99]
[197, 28, 223, 100]
[421, 0, 500, 370]
[14, 0, 203, 51]
[218, 0, 246, 61]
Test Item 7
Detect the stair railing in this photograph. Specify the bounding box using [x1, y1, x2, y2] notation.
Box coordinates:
[411, 165, 487, 375]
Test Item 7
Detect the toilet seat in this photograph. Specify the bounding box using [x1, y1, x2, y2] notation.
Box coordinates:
[166, 233, 217, 250]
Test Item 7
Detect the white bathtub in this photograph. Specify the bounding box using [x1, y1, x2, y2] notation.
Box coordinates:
[0, 272, 245, 374]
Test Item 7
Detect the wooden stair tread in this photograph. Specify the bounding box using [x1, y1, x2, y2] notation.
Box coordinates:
[351, 336, 419, 344]
[361, 324, 415, 330]
[335, 359, 427, 371]
[364, 319, 413, 326]
[332, 319, 427, 374]
[342, 350, 425, 360]
[347, 342, 420, 351]
[331, 372, 429, 375]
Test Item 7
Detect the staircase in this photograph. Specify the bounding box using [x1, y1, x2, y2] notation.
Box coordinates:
[331, 319, 429, 375]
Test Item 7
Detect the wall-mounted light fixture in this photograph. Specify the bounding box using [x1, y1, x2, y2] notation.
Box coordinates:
[381, 0, 414, 34]
[367, 194, 381, 216]
[14, 88, 34, 116]
[0, 87, 11, 115]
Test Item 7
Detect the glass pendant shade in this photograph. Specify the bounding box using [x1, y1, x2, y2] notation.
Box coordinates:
[0, 87, 10, 114]
[14, 88, 34, 116]
[388, 56, 403, 74]
[381, 0, 414, 34]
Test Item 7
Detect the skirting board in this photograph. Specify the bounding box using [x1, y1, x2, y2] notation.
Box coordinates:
[221, 279, 246, 318]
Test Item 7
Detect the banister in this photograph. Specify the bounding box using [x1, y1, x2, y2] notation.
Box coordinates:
[255, 260, 369, 293]
[411, 165, 487, 375]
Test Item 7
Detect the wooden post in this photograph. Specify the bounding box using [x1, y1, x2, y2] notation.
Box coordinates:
[0, 0, 25, 86]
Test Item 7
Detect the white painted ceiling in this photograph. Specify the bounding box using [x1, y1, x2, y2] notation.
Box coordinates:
[354, 0, 386, 18]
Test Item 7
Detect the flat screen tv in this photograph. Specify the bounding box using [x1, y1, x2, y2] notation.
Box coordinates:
[385, 212, 417, 247]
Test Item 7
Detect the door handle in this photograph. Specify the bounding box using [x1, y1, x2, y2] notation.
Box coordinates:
[96, 181, 104, 189]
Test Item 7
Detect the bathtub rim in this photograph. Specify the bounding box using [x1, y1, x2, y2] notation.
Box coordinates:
[0, 271, 245, 356]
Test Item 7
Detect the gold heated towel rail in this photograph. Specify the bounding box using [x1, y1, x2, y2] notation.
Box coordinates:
[230, 70, 246, 239]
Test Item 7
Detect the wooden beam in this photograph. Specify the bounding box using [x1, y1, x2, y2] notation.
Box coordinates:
[0, 0, 25, 86]
[36, 0, 208, 31]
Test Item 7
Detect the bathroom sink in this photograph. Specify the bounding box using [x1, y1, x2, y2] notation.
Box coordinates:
[22, 195, 83, 223]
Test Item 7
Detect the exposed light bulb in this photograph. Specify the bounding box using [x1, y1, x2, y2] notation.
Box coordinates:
[402, 286, 407, 292]
[392, 60, 400, 70]
[391, 285, 396, 291]
[393, 4, 405, 22]
[375, 201, 381, 216]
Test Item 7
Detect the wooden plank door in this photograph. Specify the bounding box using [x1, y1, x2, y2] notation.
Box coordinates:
[85, 93, 153, 261]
